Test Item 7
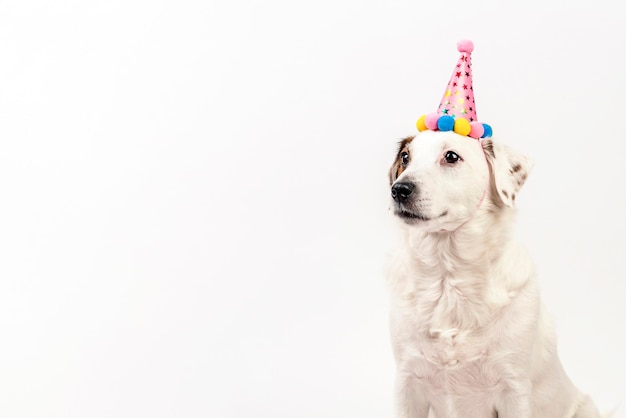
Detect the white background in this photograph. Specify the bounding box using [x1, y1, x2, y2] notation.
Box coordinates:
[0, 0, 624, 417]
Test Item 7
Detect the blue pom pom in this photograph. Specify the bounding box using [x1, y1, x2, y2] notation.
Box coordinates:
[481, 123, 493, 138]
[437, 115, 455, 131]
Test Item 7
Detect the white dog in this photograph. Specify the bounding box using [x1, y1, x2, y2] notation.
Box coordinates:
[387, 129, 601, 418]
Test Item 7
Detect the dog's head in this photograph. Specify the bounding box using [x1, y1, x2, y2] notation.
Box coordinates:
[388, 130, 532, 232]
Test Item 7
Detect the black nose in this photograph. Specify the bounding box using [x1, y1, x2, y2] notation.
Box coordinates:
[391, 182, 414, 202]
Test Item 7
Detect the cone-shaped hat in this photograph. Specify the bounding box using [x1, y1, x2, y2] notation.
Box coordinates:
[416, 40, 492, 139]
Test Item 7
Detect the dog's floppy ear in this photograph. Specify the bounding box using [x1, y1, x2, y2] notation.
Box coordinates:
[482, 139, 533, 207]
[388, 136, 415, 185]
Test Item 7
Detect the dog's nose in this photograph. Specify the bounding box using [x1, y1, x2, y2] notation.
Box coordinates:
[391, 182, 414, 202]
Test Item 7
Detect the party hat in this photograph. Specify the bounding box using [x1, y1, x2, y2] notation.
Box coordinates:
[416, 40, 492, 139]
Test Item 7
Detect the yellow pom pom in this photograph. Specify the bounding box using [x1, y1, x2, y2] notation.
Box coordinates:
[416, 115, 427, 131]
[453, 117, 471, 136]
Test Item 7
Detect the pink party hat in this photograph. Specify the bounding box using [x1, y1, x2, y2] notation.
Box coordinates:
[416, 40, 492, 139]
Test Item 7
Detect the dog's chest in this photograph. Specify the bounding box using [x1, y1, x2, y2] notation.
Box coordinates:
[420, 329, 486, 368]
[393, 271, 496, 376]
[390, 243, 504, 379]
[400, 327, 500, 396]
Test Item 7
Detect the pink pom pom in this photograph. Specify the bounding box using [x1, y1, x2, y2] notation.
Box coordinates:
[469, 121, 484, 139]
[457, 39, 474, 53]
[425, 112, 439, 130]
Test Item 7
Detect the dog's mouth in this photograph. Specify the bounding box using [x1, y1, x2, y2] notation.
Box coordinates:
[394, 209, 448, 222]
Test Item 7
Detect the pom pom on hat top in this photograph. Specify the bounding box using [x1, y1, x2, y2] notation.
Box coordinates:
[416, 40, 492, 139]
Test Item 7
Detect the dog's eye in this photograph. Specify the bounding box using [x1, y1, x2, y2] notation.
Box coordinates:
[444, 151, 462, 164]
[401, 152, 410, 167]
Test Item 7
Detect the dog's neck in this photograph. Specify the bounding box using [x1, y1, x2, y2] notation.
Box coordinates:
[399, 204, 520, 332]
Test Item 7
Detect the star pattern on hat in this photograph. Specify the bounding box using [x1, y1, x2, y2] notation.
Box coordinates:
[438, 51, 477, 123]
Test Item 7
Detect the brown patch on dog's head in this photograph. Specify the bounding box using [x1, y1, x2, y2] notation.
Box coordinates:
[389, 136, 414, 185]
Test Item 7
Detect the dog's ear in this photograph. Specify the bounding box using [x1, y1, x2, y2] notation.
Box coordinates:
[389, 136, 414, 185]
[482, 139, 533, 207]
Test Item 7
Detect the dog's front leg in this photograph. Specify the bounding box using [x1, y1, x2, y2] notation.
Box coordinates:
[494, 380, 533, 418]
[395, 372, 430, 418]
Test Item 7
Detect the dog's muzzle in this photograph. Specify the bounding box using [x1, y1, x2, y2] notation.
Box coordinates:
[391, 182, 415, 203]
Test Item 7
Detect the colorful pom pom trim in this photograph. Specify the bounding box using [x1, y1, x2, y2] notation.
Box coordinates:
[416, 114, 492, 139]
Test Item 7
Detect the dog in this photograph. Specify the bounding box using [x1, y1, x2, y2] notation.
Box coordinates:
[387, 129, 601, 417]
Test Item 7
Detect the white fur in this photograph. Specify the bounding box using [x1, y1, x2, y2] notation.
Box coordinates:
[388, 130, 600, 418]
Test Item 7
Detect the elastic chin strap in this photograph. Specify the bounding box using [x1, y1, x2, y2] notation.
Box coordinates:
[476, 138, 489, 210]
[476, 189, 487, 209]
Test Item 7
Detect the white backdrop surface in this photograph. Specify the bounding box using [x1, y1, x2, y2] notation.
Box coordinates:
[0, 0, 624, 417]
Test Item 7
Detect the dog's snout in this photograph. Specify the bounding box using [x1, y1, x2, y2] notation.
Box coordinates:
[391, 182, 415, 202]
